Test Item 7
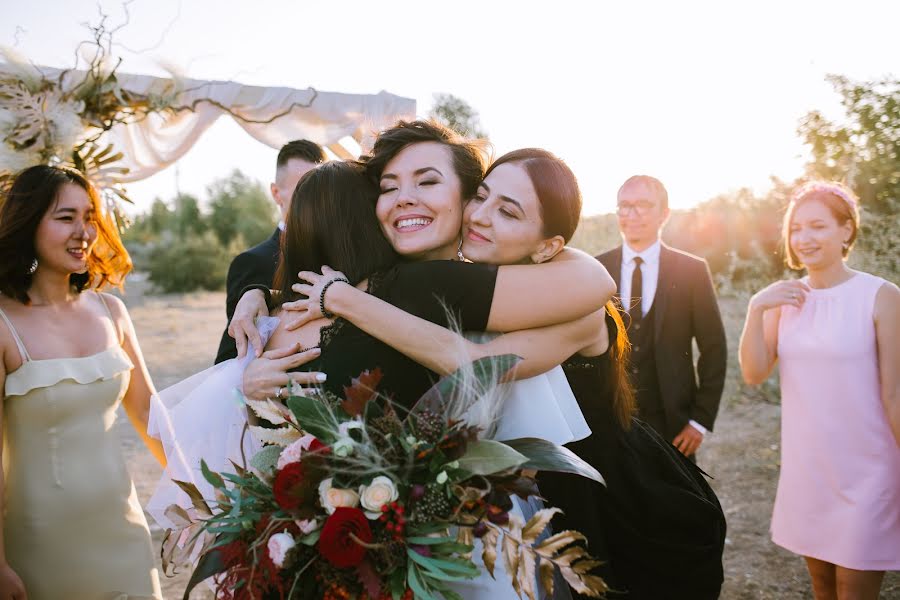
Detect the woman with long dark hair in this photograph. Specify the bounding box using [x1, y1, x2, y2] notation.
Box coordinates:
[0, 165, 164, 599]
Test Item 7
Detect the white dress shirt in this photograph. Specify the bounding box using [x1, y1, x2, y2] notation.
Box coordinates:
[620, 240, 661, 318]
[619, 239, 707, 437]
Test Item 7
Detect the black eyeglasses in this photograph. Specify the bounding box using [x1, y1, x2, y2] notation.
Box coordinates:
[616, 200, 656, 216]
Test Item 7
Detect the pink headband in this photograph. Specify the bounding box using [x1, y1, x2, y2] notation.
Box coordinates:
[792, 181, 858, 213]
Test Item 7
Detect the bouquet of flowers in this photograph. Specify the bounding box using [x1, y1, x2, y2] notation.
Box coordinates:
[164, 356, 608, 600]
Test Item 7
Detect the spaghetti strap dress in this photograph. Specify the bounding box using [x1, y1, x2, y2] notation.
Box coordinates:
[0, 294, 162, 599]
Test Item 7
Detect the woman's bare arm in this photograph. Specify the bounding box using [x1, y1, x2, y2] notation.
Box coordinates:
[0, 331, 28, 597]
[105, 294, 166, 467]
[874, 282, 900, 446]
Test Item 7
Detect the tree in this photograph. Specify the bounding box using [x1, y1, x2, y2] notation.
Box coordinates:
[429, 93, 488, 138]
[797, 75, 899, 213]
[207, 169, 277, 248]
[173, 193, 206, 236]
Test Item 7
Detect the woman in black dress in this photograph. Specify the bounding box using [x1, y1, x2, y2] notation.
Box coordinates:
[281, 149, 726, 599]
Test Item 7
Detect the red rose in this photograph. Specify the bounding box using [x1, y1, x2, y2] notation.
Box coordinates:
[273, 462, 309, 511]
[318, 507, 373, 568]
[309, 438, 330, 454]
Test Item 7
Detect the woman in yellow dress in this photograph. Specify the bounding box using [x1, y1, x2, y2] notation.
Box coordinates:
[0, 165, 165, 600]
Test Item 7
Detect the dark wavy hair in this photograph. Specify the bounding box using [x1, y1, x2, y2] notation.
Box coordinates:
[0, 165, 132, 304]
[274, 161, 399, 304]
[362, 120, 488, 202]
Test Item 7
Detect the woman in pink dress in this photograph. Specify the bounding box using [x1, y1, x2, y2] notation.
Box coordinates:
[739, 181, 900, 599]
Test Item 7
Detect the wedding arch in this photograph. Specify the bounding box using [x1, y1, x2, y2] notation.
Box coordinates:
[0, 50, 415, 223]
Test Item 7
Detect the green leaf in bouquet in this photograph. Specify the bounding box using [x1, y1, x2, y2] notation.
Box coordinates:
[431, 542, 475, 556]
[182, 546, 227, 600]
[249, 445, 282, 477]
[407, 551, 480, 578]
[407, 552, 466, 583]
[431, 581, 464, 600]
[200, 460, 227, 490]
[298, 528, 321, 546]
[502, 438, 605, 484]
[407, 354, 522, 423]
[405, 535, 457, 546]
[287, 395, 338, 442]
[456, 440, 527, 475]
[408, 563, 437, 600]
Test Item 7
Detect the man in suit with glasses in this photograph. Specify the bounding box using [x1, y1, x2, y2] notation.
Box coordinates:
[597, 175, 727, 460]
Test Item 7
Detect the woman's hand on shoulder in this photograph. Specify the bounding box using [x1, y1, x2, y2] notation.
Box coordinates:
[749, 279, 810, 313]
[283, 266, 350, 331]
[241, 343, 325, 401]
[0, 562, 27, 599]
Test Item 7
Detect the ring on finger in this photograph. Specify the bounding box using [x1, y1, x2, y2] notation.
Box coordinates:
[275, 386, 285, 399]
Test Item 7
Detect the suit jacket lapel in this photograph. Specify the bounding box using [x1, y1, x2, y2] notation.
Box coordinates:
[654, 244, 674, 343]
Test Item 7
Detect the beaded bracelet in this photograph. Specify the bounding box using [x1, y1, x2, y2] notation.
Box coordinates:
[320, 277, 350, 319]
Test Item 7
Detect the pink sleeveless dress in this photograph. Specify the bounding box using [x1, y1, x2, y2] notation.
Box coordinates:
[772, 271, 900, 570]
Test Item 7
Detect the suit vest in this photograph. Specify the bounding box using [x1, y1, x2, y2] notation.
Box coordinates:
[627, 301, 666, 434]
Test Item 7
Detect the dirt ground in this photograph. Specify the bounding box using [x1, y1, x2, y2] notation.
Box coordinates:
[115, 279, 899, 599]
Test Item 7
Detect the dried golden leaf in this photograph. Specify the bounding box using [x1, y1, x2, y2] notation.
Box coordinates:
[250, 424, 301, 446]
[521, 507, 560, 544]
[572, 559, 604, 575]
[171, 481, 212, 517]
[554, 545, 590, 569]
[559, 565, 608, 599]
[517, 547, 537, 600]
[245, 397, 289, 425]
[163, 503, 195, 528]
[533, 530, 587, 558]
[481, 527, 500, 578]
[503, 530, 522, 597]
[538, 558, 555, 597]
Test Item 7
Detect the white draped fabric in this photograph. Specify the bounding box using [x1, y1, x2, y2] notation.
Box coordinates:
[1, 64, 416, 181]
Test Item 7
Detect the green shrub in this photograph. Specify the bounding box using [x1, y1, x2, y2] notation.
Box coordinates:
[147, 231, 239, 293]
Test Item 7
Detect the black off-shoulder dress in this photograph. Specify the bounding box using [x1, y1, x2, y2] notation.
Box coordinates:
[539, 313, 726, 599]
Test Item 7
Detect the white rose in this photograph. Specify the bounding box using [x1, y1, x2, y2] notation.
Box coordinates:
[318, 477, 360, 514]
[267, 531, 296, 568]
[359, 476, 399, 519]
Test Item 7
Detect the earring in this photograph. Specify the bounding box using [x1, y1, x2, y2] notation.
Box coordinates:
[456, 239, 465, 262]
[27, 258, 37, 275]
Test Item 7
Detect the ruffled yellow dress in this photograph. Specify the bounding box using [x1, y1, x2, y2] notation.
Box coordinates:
[1, 303, 162, 600]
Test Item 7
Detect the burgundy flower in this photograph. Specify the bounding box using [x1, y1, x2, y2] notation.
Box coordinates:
[318, 507, 373, 568]
[273, 462, 310, 511]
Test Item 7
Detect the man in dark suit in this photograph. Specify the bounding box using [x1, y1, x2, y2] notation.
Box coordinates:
[597, 175, 727, 458]
[214, 140, 326, 363]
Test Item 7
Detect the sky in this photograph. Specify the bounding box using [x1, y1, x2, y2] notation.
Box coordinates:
[3, 0, 898, 216]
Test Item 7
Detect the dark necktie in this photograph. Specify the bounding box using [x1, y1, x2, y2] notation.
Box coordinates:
[629, 256, 643, 329]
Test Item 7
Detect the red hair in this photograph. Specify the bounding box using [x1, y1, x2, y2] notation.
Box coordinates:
[783, 181, 860, 270]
